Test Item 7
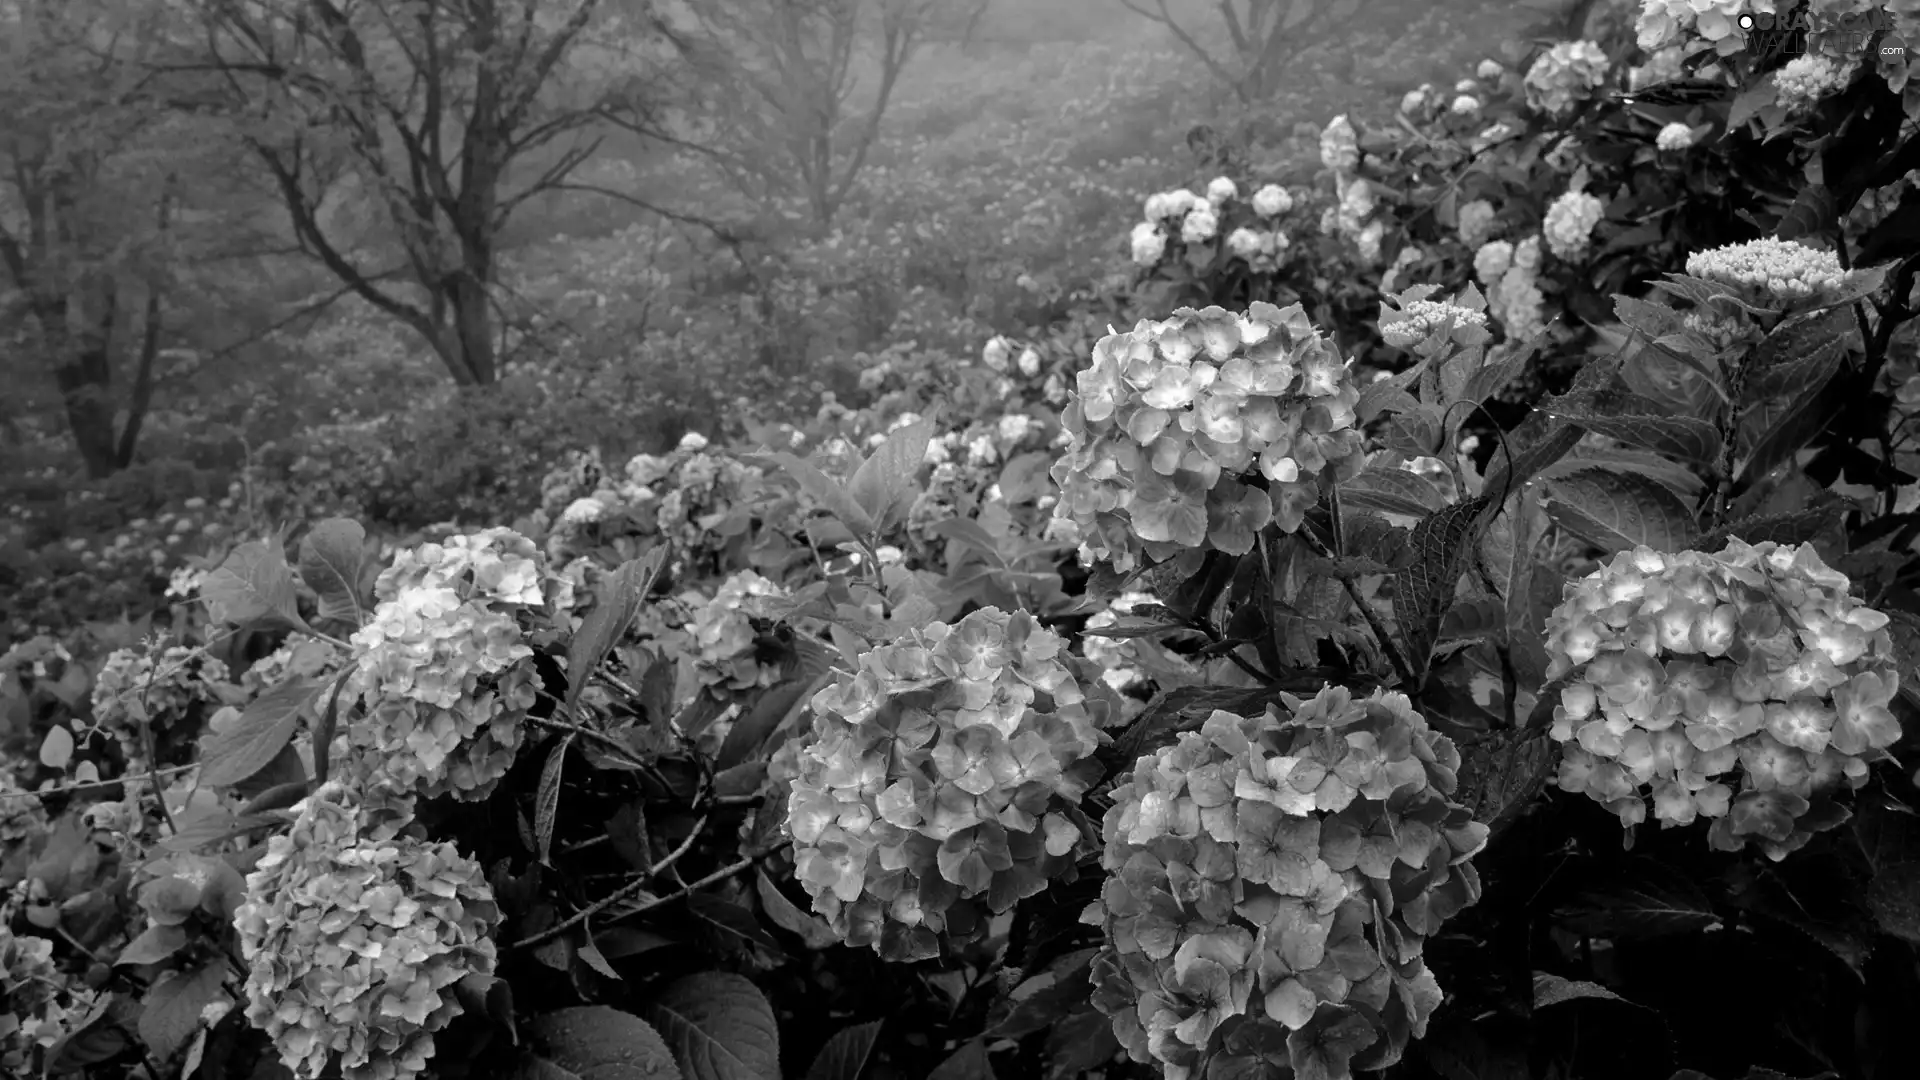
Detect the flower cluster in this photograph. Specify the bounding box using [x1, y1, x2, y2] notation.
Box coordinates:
[1456, 198, 1498, 250]
[1476, 237, 1548, 341]
[1684, 237, 1853, 305]
[1630, 44, 1687, 90]
[1774, 54, 1858, 112]
[343, 528, 566, 802]
[786, 607, 1115, 960]
[1523, 40, 1612, 116]
[1543, 188, 1605, 261]
[1320, 115, 1359, 172]
[88, 645, 233, 763]
[684, 570, 794, 696]
[1544, 542, 1902, 859]
[1133, 182, 1300, 270]
[234, 783, 499, 1080]
[2, 928, 66, 1074]
[1088, 688, 1487, 1080]
[1655, 121, 1697, 152]
[1049, 303, 1367, 574]
[1080, 591, 1205, 713]
[1378, 296, 1490, 350]
[1636, 0, 1773, 55]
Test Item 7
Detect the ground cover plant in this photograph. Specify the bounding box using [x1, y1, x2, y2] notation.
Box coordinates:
[6, 2, 1920, 1080]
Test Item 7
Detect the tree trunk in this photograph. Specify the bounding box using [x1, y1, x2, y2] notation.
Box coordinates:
[445, 273, 497, 385]
[53, 341, 122, 479]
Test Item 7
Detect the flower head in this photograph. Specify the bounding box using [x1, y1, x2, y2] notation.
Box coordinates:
[1524, 40, 1612, 116]
[1685, 237, 1854, 305]
[1320, 115, 1359, 171]
[1252, 184, 1295, 217]
[1131, 222, 1169, 266]
[1656, 121, 1697, 151]
[1543, 189, 1605, 261]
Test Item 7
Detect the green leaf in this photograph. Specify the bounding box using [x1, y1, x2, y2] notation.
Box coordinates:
[1542, 469, 1698, 554]
[754, 869, 839, 949]
[984, 949, 1098, 1040]
[644, 972, 782, 1080]
[297, 518, 375, 629]
[847, 414, 937, 533]
[197, 678, 318, 788]
[1533, 973, 1644, 1010]
[1774, 181, 1833, 242]
[567, 549, 669, 710]
[683, 894, 786, 967]
[455, 972, 520, 1046]
[39, 725, 74, 769]
[1391, 496, 1496, 678]
[754, 451, 876, 537]
[716, 663, 832, 771]
[927, 1039, 996, 1080]
[1744, 312, 1852, 402]
[44, 992, 133, 1074]
[1485, 485, 1552, 686]
[1338, 464, 1444, 518]
[535, 733, 571, 866]
[1482, 420, 1582, 501]
[312, 665, 353, 787]
[139, 961, 228, 1060]
[201, 539, 311, 633]
[516, 1006, 682, 1080]
[805, 1020, 883, 1080]
[1539, 387, 1723, 467]
[1538, 445, 1705, 498]
[116, 924, 189, 967]
[1613, 295, 1684, 341]
[1557, 874, 1722, 940]
[1455, 727, 1554, 843]
[996, 452, 1055, 505]
[1693, 498, 1848, 553]
[1736, 372, 1846, 486]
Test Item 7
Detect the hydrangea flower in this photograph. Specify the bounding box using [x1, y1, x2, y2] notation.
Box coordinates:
[1524, 40, 1612, 116]
[343, 528, 568, 802]
[1088, 688, 1487, 1080]
[1544, 541, 1902, 859]
[785, 607, 1117, 960]
[1638, 0, 1776, 55]
[1630, 44, 1687, 90]
[235, 783, 498, 1080]
[1252, 184, 1295, 217]
[1451, 94, 1481, 115]
[1320, 115, 1359, 171]
[1684, 237, 1854, 304]
[1182, 206, 1220, 244]
[89, 646, 233, 764]
[1543, 189, 1605, 261]
[684, 571, 794, 696]
[983, 335, 1014, 371]
[1049, 303, 1368, 573]
[2, 927, 64, 1073]
[1775, 53, 1857, 112]
[1490, 268, 1548, 341]
[1132, 222, 1169, 265]
[1400, 87, 1428, 114]
[1018, 347, 1043, 377]
[1456, 199, 1498, 249]
[1356, 221, 1386, 263]
[1474, 240, 1514, 285]
[1477, 59, 1504, 80]
[559, 496, 606, 527]
[1656, 121, 1697, 151]
[1379, 297, 1490, 349]
[1207, 176, 1238, 204]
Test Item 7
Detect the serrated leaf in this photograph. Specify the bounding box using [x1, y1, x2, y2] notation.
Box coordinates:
[716, 669, 832, 771]
[1457, 349, 1531, 407]
[847, 414, 937, 533]
[754, 869, 839, 949]
[202, 539, 310, 633]
[1482, 422, 1583, 502]
[312, 665, 353, 787]
[1774, 181, 1833, 242]
[577, 940, 622, 981]
[198, 678, 317, 788]
[116, 923, 189, 966]
[644, 972, 781, 1080]
[44, 992, 133, 1073]
[684, 894, 787, 966]
[755, 451, 875, 537]
[298, 518, 373, 629]
[1539, 445, 1705, 497]
[536, 734, 572, 865]
[1543, 469, 1698, 554]
[1391, 496, 1496, 678]
[805, 1020, 883, 1080]
[1558, 874, 1722, 940]
[1737, 375, 1846, 487]
[1744, 313, 1851, 402]
[1540, 388, 1723, 466]
[1456, 727, 1554, 842]
[1339, 465, 1444, 518]
[567, 550, 668, 710]
[927, 1039, 996, 1080]
[1694, 498, 1847, 553]
[1613, 295, 1684, 340]
[1533, 973, 1644, 1010]
[139, 962, 227, 1060]
[984, 949, 1097, 1040]
[1490, 485, 1552, 685]
[517, 1006, 681, 1080]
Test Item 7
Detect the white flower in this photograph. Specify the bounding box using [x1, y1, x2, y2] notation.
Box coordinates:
[1513, 235, 1544, 273]
[1383, 299, 1488, 347]
[677, 432, 709, 452]
[1251, 184, 1294, 217]
[1774, 54, 1855, 113]
[982, 336, 1013, 371]
[998, 413, 1035, 444]
[1320, 114, 1359, 171]
[1685, 237, 1850, 300]
[967, 435, 998, 466]
[1401, 87, 1428, 113]
[1544, 189, 1606, 261]
[1477, 59, 1504, 80]
[1130, 221, 1168, 265]
[1017, 348, 1042, 377]
[1451, 95, 1481, 115]
[923, 437, 951, 465]
[873, 545, 905, 565]
[1457, 199, 1498, 249]
[1181, 206, 1219, 244]
[1339, 177, 1376, 220]
[1227, 227, 1267, 260]
[1629, 45, 1686, 90]
[1206, 176, 1238, 204]
[1357, 220, 1386, 263]
[1492, 270, 1548, 340]
[559, 497, 605, 526]
[1524, 40, 1612, 116]
[1475, 240, 1515, 284]
[1656, 121, 1696, 151]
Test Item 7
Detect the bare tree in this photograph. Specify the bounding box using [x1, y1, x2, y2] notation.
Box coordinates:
[176, 0, 681, 386]
[1118, 0, 1379, 104]
[670, 0, 985, 229]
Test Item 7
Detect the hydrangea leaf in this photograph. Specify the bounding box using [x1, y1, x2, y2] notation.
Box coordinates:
[1692, 497, 1848, 553]
[683, 894, 787, 968]
[1736, 375, 1846, 487]
[565, 547, 668, 710]
[1338, 464, 1445, 519]
[43, 991, 134, 1074]
[803, 1019, 883, 1080]
[535, 733, 571, 866]
[1744, 311, 1852, 402]
[1541, 469, 1698, 554]
[516, 1005, 682, 1080]
[1455, 726, 1554, 844]
[753, 868, 839, 950]
[1391, 495, 1497, 678]
[848, 412, 937, 533]
[1538, 387, 1724, 468]
[1481, 421, 1583, 504]
[753, 450, 876, 538]
[645, 972, 782, 1080]
[1531, 973, 1645, 1010]
[297, 517, 377, 630]
[1854, 800, 1920, 944]
[201, 537, 312, 633]
[115, 923, 189, 967]
[983, 948, 1099, 1040]
[138, 961, 227, 1061]
[1555, 874, 1721, 941]
[925, 1038, 996, 1080]
[196, 677, 318, 788]
[1537, 444, 1705, 498]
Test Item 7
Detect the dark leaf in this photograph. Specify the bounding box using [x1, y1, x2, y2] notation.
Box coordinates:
[1339, 465, 1444, 518]
[927, 1039, 997, 1080]
[754, 869, 839, 949]
[1539, 388, 1723, 467]
[1482, 422, 1583, 503]
[198, 679, 318, 788]
[716, 670, 831, 772]
[567, 550, 669, 710]
[1693, 497, 1848, 553]
[116, 924, 189, 967]
[1542, 469, 1698, 553]
[140, 961, 229, 1060]
[1532, 973, 1645, 1010]
[1773, 182, 1832, 241]
[297, 518, 375, 629]
[515, 1005, 681, 1080]
[684, 893, 787, 966]
[985, 949, 1098, 1040]
[1737, 377, 1846, 488]
[1456, 728, 1554, 843]
[1744, 314, 1852, 402]
[644, 972, 782, 1080]
[201, 539, 310, 633]
[535, 734, 572, 865]
[1558, 874, 1722, 940]
[1391, 497, 1496, 677]
[1043, 1005, 1119, 1079]
[805, 1020, 884, 1080]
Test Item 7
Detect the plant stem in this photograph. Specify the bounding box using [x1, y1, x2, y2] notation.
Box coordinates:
[1298, 527, 1416, 687]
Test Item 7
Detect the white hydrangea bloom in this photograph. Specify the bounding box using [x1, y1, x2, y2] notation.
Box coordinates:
[1357, 220, 1386, 263]
[1401, 87, 1428, 113]
[1524, 40, 1612, 116]
[997, 413, 1036, 444]
[1143, 191, 1175, 222]
[559, 497, 605, 526]
[1252, 184, 1294, 217]
[1130, 221, 1168, 265]
[1206, 176, 1238, 203]
[1512, 235, 1544, 273]
[1382, 299, 1489, 347]
[1452, 94, 1481, 115]
[1656, 121, 1697, 151]
[1638, 0, 1775, 55]
[1475, 240, 1515, 284]
[677, 432, 709, 452]
[1456, 78, 1479, 93]
[1774, 54, 1856, 112]
[1340, 177, 1376, 219]
[967, 434, 998, 466]
[1181, 206, 1219, 244]
[1321, 114, 1360, 171]
[1457, 199, 1498, 249]
[1630, 45, 1686, 90]
[982, 335, 1013, 371]
[1017, 347, 1042, 377]
[1227, 227, 1267, 259]
[1685, 237, 1851, 300]
[1477, 59, 1504, 80]
[1492, 270, 1548, 340]
[1544, 190, 1606, 260]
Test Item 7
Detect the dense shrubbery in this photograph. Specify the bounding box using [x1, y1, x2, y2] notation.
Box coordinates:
[7, 3, 1920, 1080]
